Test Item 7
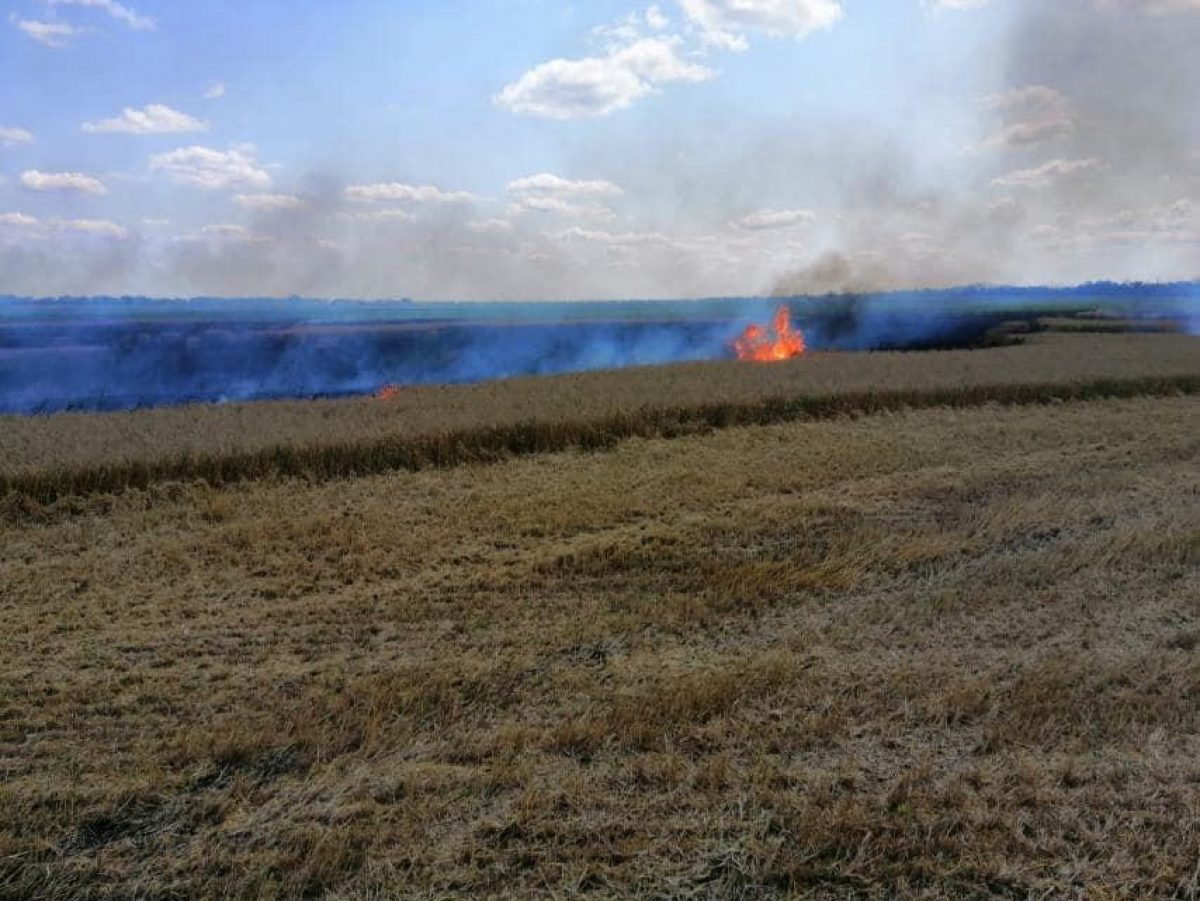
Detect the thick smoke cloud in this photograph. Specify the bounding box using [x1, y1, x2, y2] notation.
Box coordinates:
[773, 0, 1199, 296]
[10, 286, 1188, 414]
[0, 235, 142, 297]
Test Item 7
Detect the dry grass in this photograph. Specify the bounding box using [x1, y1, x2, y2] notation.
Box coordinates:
[1, 384, 1197, 897]
[2, 332, 1198, 506]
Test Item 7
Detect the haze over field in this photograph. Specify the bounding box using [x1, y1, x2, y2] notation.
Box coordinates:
[2, 0, 1198, 300]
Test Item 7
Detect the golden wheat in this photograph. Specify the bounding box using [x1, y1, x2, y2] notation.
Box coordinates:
[2, 333, 1197, 507]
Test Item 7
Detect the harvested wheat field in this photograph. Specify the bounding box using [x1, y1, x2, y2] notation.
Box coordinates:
[1, 336, 1199, 898]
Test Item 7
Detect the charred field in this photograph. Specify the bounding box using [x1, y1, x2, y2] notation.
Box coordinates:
[2, 283, 1196, 415]
[0, 314, 1198, 898]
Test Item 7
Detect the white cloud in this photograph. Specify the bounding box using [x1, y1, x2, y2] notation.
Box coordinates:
[468, 218, 515, 235]
[555, 225, 673, 246]
[232, 193, 305, 211]
[150, 145, 271, 190]
[200, 224, 260, 241]
[925, 0, 989, 9]
[970, 85, 1074, 153]
[496, 36, 712, 119]
[82, 104, 208, 134]
[971, 118, 1075, 153]
[1030, 200, 1200, 253]
[645, 4, 670, 29]
[57, 217, 128, 237]
[15, 19, 80, 47]
[204, 81, 226, 100]
[508, 173, 623, 199]
[732, 208, 817, 230]
[0, 211, 127, 239]
[342, 208, 412, 223]
[980, 85, 1066, 114]
[47, 0, 154, 30]
[677, 0, 843, 48]
[344, 182, 476, 204]
[991, 157, 1105, 189]
[507, 173, 623, 218]
[340, 207, 410, 224]
[20, 169, 108, 195]
[0, 212, 41, 229]
[0, 126, 35, 147]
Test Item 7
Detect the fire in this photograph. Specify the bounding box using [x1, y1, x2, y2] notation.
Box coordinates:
[376, 384, 402, 400]
[733, 305, 807, 362]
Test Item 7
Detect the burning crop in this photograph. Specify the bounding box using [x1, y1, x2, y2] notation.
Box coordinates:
[734, 306, 807, 362]
[1, 286, 1194, 415]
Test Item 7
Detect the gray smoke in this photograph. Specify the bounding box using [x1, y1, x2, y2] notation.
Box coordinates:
[772, 0, 1200, 296]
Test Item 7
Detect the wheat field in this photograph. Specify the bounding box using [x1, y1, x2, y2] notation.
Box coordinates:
[1, 331, 1198, 897]
[2, 332, 1198, 508]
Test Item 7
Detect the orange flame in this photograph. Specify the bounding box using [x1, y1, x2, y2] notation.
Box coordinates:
[734, 306, 807, 362]
[376, 384, 402, 401]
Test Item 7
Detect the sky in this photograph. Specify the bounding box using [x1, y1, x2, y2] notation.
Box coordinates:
[1, 0, 1198, 300]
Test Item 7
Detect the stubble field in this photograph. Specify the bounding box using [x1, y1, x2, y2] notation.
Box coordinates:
[0, 331, 1198, 898]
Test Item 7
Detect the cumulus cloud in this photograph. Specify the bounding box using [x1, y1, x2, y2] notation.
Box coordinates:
[15, 19, 80, 47]
[646, 4, 670, 29]
[468, 218, 515, 235]
[20, 169, 108, 195]
[496, 2, 841, 120]
[233, 193, 306, 211]
[1027, 199, 1200, 254]
[496, 36, 712, 119]
[677, 0, 843, 49]
[970, 86, 1075, 153]
[82, 103, 208, 134]
[0, 210, 127, 239]
[56, 218, 128, 237]
[344, 182, 476, 204]
[981, 85, 1065, 113]
[0, 212, 42, 229]
[341, 208, 412, 223]
[732, 208, 817, 230]
[197, 224, 262, 241]
[991, 157, 1105, 189]
[150, 145, 271, 190]
[555, 225, 673, 247]
[204, 81, 226, 100]
[925, 0, 989, 9]
[972, 118, 1076, 153]
[47, 0, 153, 30]
[507, 173, 623, 218]
[0, 126, 35, 147]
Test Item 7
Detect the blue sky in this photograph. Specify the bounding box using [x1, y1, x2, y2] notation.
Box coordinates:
[1, 0, 1198, 299]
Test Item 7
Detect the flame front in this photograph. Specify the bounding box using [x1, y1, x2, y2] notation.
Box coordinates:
[376, 384, 402, 400]
[733, 306, 807, 362]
